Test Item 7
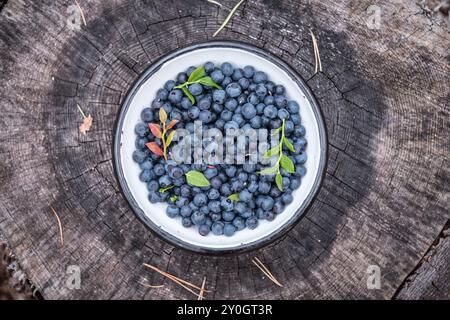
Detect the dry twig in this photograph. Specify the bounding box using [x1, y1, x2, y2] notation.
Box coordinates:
[310, 30, 323, 74]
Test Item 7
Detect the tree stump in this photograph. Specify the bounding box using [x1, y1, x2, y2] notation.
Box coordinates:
[0, 0, 449, 299]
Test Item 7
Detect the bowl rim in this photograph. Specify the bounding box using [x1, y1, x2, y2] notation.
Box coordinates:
[112, 40, 328, 255]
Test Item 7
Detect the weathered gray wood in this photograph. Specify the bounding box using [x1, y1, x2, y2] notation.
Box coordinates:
[0, 0, 449, 299]
[395, 224, 450, 300]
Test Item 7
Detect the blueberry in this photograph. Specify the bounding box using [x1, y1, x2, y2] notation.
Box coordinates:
[147, 180, 159, 192]
[232, 217, 245, 230]
[169, 167, 184, 179]
[285, 120, 295, 133]
[239, 189, 252, 202]
[263, 105, 277, 119]
[274, 95, 287, 108]
[232, 68, 244, 81]
[245, 217, 258, 230]
[221, 110, 233, 121]
[182, 217, 192, 228]
[157, 88, 169, 100]
[207, 188, 220, 200]
[164, 80, 176, 91]
[266, 212, 276, 221]
[200, 205, 210, 215]
[287, 100, 300, 113]
[261, 196, 274, 210]
[243, 65, 255, 78]
[188, 83, 202, 96]
[294, 125, 306, 137]
[177, 72, 187, 83]
[224, 121, 239, 130]
[148, 192, 161, 203]
[166, 205, 179, 218]
[250, 116, 262, 129]
[170, 110, 183, 122]
[211, 69, 224, 84]
[238, 172, 248, 182]
[180, 185, 191, 198]
[220, 198, 234, 211]
[247, 92, 259, 105]
[180, 206, 192, 217]
[210, 177, 222, 189]
[237, 94, 248, 105]
[242, 103, 257, 119]
[168, 90, 183, 104]
[275, 85, 285, 95]
[294, 153, 307, 165]
[271, 119, 282, 129]
[161, 102, 173, 114]
[238, 77, 250, 89]
[256, 103, 266, 115]
[208, 200, 221, 213]
[282, 193, 293, 205]
[234, 202, 247, 215]
[278, 108, 290, 120]
[253, 71, 268, 84]
[222, 76, 232, 87]
[248, 83, 257, 91]
[255, 84, 267, 97]
[222, 211, 235, 222]
[210, 212, 221, 222]
[258, 181, 271, 194]
[265, 81, 275, 93]
[186, 66, 196, 76]
[231, 179, 243, 193]
[273, 201, 284, 214]
[132, 150, 146, 163]
[221, 62, 233, 76]
[224, 224, 236, 236]
[153, 163, 165, 176]
[152, 99, 163, 109]
[204, 61, 215, 73]
[135, 122, 149, 137]
[193, 193, 208, 207]
[188, 106, 200, 119]
[180, 97, 193, 110]
[296, 137, 308, 149]
[290, 178, 301, 190]
[269, 186, 282, 198]
[213, 89, 226, 104]
[225, 98, 238, 111]
[232, 114, 244, 127]
[198, 224, 210, 236]
[247, 180, 259, 193]
[191, 211, 206, 225]
[141, 108, 154, 122]
[176, 196, 189, 208]
[296, 166, 307, 177]
[282, 177, 290, 190]
[198, 96, 212, 110]
[199, 110, 213, 123]
[212, 102, 223, 114]
[158, 175, 172, 188]
[211, 221, 224, 235]
[264, 96, 274, 105]
[226, 83, 242, 98]
[140, 170, 154, 182]
[220, 184, 232, 196]
[243, 164, 257, 173]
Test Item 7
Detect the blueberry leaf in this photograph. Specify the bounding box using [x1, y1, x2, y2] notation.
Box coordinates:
[282, 137, 296, 153]
[258, 165, 279, 175]
[170, 195, 179, 202]
[188, 66, 206, 82]
[280, 155, 295, 173]
[181, 86, 195, 104]
[197, 76, 222, 89]
[263, 145, 280, 158]
[228, 193, 240, 201]
[166, 130, 175, 147]
[159, 185, 175, 193]
[159, 107, 167, 124]
[275, 171, 283, 191]
[185, 170, 211, 187]
[271, 127, 282, 136]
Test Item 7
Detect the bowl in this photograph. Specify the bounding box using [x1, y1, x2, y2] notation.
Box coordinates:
[113, 41, 327, 254]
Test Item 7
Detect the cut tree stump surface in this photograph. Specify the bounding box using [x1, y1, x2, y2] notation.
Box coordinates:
[0, 0, 449, 299]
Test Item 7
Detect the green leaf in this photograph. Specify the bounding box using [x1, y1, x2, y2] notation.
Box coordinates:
[188, 66, 206, 82]
[258, 165, 279, 175]
[280, 155, 295, 173]
[263, 145, 280, 158]
[181, 86, 195, 104]
[275, 171, 283, 191]
[228, 193, 240, 201]
[170, 195, 179, 203]
[185, 170, 211, 187]
[159, 185, 175, 193]
[271, 127, 282, 136]
[197, 76, 222, 89]
[166, 130, 175, 147]
[282, 137, 296, 153]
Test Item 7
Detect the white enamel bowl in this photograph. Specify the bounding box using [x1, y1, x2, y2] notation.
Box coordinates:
[113, 41, 327, 254]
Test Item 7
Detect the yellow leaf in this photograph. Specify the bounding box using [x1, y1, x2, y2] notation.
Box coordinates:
[166, 130, 175, 147]
[159, 108, 167, 125]
[79, 114, 93, 135]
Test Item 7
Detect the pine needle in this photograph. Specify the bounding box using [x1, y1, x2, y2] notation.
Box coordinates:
[252, 257, 283, 287]
[76, 104, 87, 119]
[310, 30, 323, 74]
[213, 0, 246, 37]
[50, 206, 64, 247]
[74, 0, 87, 27]
[207, 0, 223, 7]
[139, 282, 164, 289]
[198, 277, 207, 300]
[143, 263, 209, 298]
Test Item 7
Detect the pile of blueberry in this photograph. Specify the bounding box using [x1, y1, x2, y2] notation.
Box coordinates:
[132, 62, 307, 237]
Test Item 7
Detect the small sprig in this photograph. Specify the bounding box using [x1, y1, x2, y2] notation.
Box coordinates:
[259, 119, 296, 191]
[174, 66, 221, 104]
[228, 193, 240, 201]
[146, 108, 178, 161]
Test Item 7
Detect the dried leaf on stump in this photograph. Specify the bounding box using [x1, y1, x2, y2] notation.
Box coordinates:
[79, 114, 93, 135]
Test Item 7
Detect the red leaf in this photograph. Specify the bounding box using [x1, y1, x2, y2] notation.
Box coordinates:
[149, 123, 162, 138]
[146, 142, 163, 156]
[166, 119, 179, 130]
[207, 165, 216, 169]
